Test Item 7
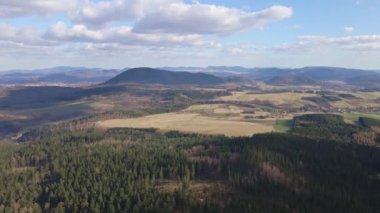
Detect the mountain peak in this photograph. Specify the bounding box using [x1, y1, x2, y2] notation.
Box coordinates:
[104, 67, 225, 85]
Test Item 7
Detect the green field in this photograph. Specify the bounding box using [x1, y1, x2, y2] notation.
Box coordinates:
[338, 112, 380, 123]
[274, 119, 292, 133]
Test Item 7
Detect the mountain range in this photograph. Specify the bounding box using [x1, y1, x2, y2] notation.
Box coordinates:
[1, 66, 380, 87]
[0, 67, 122, 84]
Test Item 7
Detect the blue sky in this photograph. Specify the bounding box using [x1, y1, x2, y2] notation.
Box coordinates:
[0, 0, 379, 70]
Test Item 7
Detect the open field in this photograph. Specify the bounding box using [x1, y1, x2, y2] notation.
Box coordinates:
[217, 90, 380, 111]
[328, 92, 380, 109]
[184, 104, 243, 114]
[274, 119, 292, 133]
[1, 84, 379, 138]
[353, 91, 380, 100]
[100, 91, 380, 136]
[217, 91, 317, 106]
[255, 82, 321, 91]
[338, 112, 380, 123]
[96, 103, 289, 137]
[97, 112, 275, 137]
[103, 88, 380, 137]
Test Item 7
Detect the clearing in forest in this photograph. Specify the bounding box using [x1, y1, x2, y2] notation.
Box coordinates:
[97, 110, 275, 137]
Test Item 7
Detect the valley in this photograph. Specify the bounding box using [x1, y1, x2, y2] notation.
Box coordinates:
[2, 1, 380, 211]
[1, 67, 380, 139]
[95, 86, 380, 137]
[0, 67, 379, 212]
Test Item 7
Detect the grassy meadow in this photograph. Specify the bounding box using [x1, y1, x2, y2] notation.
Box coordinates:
[97, 112, 275, 137]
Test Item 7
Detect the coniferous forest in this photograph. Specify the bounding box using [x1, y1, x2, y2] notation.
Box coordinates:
[0, 114, 379, 212]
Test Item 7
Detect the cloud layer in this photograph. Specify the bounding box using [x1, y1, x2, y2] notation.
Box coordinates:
[0, 0, 77, 17]
[0, 0, 295, 64]
[45, 22, 218, 47]
[0, 0, 293, 51]
[276, 35, 380, 52]
[133, 4, 293, 34]
[0, 0, 379, 69]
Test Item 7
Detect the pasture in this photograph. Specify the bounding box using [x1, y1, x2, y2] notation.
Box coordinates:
[217, 91, 317, 106]
[97, 103, 278, 137]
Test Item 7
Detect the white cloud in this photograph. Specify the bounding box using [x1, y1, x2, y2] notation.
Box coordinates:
[133, 4, 293, 34]
[227, 47, 244, 54]
[70, 0, 180, 25]
[69, 0, 292, 34]
[275, 35, 380, 52]
[45, 22, 219, 47]
[0, 1, 292, 49]
[344, 27, 354, 33]
[0, 1, 297, 69]
[0, 23, 55, 46]
[0, 0, 77, 17]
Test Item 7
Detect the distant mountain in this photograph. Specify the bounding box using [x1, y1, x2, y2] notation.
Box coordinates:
[105, 67, 225, 85]
[0, 85, 127, 109]
[160, 66, 253, 77]
[0, 67, 122, 84]
[162, 66, 380, 87]
[2, 66, 380, 87]
[266, 73, 317, 86]
[298, 67, 379, 81]
[346, 75, 380, 86]
[38, 74, 86, 83]
[247, 67, 380, 87]
[248, 68, 296, 81]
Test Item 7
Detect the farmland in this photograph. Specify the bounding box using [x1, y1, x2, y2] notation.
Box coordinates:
[97, 89, 380, 137]
[97, 110, 275, 137]
[217, 91, 317, 106]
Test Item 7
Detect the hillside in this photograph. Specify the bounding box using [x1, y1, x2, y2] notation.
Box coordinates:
[0, 86, 128, 109]
[105, 67, 225, 85]
[266, 73, 317, 85]
[0, 67, 121, 84]
[299, 67, 378, 81]
[161, 66, 380, 87]
[2, 127, 380, 212]
[261, 67, 380, 85]
[2, 66, 380, 87]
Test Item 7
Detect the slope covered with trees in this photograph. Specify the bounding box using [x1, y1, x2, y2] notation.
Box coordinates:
[0, 123, 379, 212]
[266, 73, 317, 85]
[105, 68, 225, 85]
[291, 114, 380, 146]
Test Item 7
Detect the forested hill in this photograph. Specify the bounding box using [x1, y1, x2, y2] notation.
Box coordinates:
[1, 128, 379, 212]
[104, 67, 225, 85]
[266, 73, 317, 85]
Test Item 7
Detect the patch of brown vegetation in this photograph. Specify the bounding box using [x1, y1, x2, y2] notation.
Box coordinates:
[155, 180, 244, 206]
[89, 93, 153, 110]
[260, 162, 290, 185]
[353, 131, 377, 146]
[372, 127, 380, 134]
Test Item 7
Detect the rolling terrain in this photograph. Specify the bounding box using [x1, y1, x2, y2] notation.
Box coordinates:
[3, 66, 380, 88]
[0, 68, 231, 138]
[266, 73, 317, 85]
[1, 114, 379, 212]
[0, 67, 122, 84]
[1, 67, 380, 139]
[0, 66, 379, 212]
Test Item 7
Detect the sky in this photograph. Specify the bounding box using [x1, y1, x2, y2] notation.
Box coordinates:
[0, 0, 380, 70]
